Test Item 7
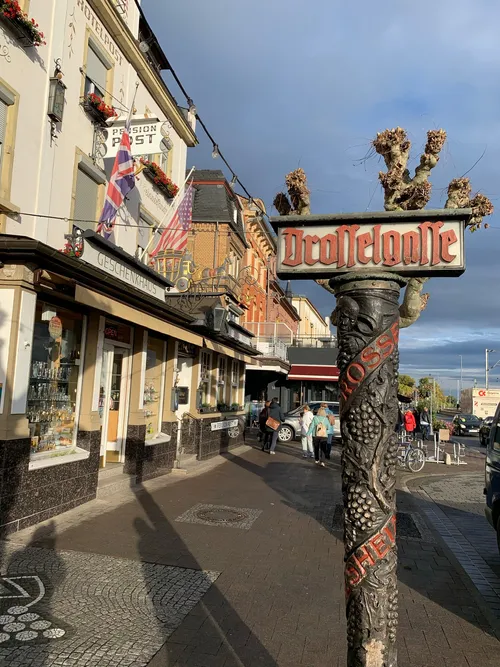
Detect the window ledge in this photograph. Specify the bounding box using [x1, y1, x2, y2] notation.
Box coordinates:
[0, 197, 20, 217]
[28, 446, 90, 471]
[145, 433, 172, 447]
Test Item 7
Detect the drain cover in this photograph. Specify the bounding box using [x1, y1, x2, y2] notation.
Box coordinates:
[195, 508, 248, 524]
[175, 503, 262, 530]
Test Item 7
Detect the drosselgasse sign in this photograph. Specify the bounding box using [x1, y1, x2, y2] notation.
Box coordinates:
[272, 210, 469, 278]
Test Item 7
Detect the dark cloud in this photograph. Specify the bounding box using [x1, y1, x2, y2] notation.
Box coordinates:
[143, 0, 500, 385]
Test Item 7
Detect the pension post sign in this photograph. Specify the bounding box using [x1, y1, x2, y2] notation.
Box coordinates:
[274, 209, 468, 279]
[103, 118, 166, 159]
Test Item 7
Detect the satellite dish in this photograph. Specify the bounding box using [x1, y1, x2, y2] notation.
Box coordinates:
[139, 41, 150, 53]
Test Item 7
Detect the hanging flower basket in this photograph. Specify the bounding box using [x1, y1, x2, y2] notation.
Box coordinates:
[81, 93, 117, 125]
[140, 158, 179, 199]
[0, 0, 46, 46]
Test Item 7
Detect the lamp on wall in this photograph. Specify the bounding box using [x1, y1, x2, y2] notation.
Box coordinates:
[211, 305, 227, 333]
[47, 60, 66, 123]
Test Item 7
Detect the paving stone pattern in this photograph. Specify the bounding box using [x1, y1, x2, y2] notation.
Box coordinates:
[0, 545, 219, 666]
[413, 473, 500, 620]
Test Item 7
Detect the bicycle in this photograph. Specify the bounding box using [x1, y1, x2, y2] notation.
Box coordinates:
[397, 440, 426, 472]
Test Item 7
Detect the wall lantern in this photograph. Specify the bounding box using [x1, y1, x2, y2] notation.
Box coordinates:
[48, 77, 67, 123]
[212, 305, 228, 333]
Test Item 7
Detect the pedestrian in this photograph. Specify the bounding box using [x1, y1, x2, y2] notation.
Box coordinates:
[307, 407, 330, 467]
[299, 405, 314, 459]
[321, 402, 336, 459]
[404, 409, 416, 438]
[420, 407, 431, 440]
[396, 406, 404, 433]
[413, 407, 421, 436]
[266, 398, 285, 455]
[259, 401, 271, 450]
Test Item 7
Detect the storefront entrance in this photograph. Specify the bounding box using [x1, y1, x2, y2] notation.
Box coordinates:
[99, 343, 131, 467]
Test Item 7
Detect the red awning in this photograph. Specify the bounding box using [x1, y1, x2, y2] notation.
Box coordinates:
[288, 364, 340, 382]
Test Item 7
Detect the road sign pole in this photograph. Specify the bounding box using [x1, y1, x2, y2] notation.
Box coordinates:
[331, 272, 404, 667]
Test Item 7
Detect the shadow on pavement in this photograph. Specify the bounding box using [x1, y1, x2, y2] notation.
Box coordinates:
[224, 444, 500, 642]
[132, 462, 278, 666]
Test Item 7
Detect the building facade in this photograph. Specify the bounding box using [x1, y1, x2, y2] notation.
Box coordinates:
[0, 0, 257, 534]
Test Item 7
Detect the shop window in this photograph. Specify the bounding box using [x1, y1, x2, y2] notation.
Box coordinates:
[27, 302, 84, 459]
[230, 360, 239, 406]
[199, 350, 212, 405]
[143, 334, 165, 438]
[217, 356, 226, 406]
[74, 167, 100, 230]
[84, 43, 108, 98]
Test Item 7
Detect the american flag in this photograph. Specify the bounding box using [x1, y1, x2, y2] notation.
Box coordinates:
[149, 183, 194, 258]
[96, 125, 135, 240]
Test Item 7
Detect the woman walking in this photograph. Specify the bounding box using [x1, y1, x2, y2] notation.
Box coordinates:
[404, 409, 416, 438]
[307, 407, 330, 467]
[299, 405, 314, 458]
[259, 401, 271, 451]
[267, 398, 285, 455]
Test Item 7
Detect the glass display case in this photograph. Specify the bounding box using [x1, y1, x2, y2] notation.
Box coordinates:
[143, 335, 164, 438]
[27, 303, 84, 459]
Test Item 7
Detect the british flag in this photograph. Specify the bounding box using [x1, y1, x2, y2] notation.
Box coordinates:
[149, 183, 194, 257]
[96, 125, 135, 240]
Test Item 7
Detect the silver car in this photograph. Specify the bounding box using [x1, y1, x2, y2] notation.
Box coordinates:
[278, 402, 341, 442]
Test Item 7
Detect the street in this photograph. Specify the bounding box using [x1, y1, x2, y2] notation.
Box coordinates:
[0, 438, 498, 666]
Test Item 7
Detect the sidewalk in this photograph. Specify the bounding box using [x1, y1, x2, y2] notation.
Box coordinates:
[0, 440, 499, 666]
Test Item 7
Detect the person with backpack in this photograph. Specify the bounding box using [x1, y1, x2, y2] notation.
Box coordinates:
[299, 405, 314, 458]
[307, 407, 330, 467]
[321, 402, 336, 459]
[267, 398, 285, 455]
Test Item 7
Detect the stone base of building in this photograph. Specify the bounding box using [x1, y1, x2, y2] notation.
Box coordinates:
[124, 422, 179, 483]
[0, 430, 100, 536]
[180, 414, 246, 461]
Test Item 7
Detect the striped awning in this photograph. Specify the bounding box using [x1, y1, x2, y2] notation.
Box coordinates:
[288, 364, 340, 382]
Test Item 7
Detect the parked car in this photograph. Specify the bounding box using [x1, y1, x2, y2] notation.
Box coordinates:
[278, 402, 340, 443]
[485, 403, 500, 553]
[452, 413, 482, 436]
[479, 416, 495, 446]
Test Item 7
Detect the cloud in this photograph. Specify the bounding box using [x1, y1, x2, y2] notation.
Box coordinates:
[143, 0, 500, 387]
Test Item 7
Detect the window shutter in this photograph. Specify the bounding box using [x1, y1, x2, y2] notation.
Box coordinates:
[0, 101, 6, 145]
[74, 168, 99, 230]
[86, 46, 107, 94]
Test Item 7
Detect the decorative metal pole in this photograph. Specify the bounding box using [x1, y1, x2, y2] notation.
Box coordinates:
[331, 273, 405, 667]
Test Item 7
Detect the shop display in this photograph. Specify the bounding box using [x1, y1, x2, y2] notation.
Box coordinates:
[27, 303, 84, 458]
[144, 336, 164, 438]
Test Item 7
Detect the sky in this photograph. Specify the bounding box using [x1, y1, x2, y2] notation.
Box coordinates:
[143, 0, 500, 394]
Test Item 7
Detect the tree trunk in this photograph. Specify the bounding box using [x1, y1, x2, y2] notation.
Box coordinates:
[331, 274, 403, 667]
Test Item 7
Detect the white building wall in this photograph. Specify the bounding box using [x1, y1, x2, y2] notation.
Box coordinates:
[1, 0, 192, 258]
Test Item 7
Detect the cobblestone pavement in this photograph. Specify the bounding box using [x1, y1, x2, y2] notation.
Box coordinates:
[0, 543, 218, 666]
[409, 472, 500, 620]
[1, 442, 499, 666]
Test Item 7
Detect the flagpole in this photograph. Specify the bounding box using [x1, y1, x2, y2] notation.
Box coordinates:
[139, 166, 195, 261]
[127, 81, 139, 127]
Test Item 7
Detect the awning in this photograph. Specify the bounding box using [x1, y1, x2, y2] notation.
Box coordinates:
[203, 338, 257, 365]
[75, 286, 203, 346]
[288, 364, 340, 381]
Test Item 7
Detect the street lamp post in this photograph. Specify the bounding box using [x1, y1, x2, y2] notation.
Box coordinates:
[459, 355, 463, 398]
[486, 349, 496, 390]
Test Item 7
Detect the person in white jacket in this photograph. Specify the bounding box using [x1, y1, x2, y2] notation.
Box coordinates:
[299, 405, 314, 458]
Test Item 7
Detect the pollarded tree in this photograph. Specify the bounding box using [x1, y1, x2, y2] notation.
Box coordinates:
[275, 131, 494, 328]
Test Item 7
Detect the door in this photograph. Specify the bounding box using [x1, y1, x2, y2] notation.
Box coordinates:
[99, 344, 130, 467]
[175, 357, 193, 421]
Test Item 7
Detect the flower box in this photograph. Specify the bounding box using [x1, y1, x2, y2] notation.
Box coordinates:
[0, 0, 46, 47]
[140, 158, 179, 199]
[81, 93, 117, 126]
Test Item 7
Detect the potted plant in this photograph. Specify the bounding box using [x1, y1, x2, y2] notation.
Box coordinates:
[81, 92, 117, 125]
[140, 158, 179, 199]
[0, 0, 46, 46]
[230, 403, 240, 412]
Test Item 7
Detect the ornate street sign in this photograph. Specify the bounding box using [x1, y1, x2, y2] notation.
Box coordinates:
[274, 209, 468, 279]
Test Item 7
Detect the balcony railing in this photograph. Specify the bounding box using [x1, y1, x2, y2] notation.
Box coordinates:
[292, 335, 337, 348]
[254, 339, 289, 361]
